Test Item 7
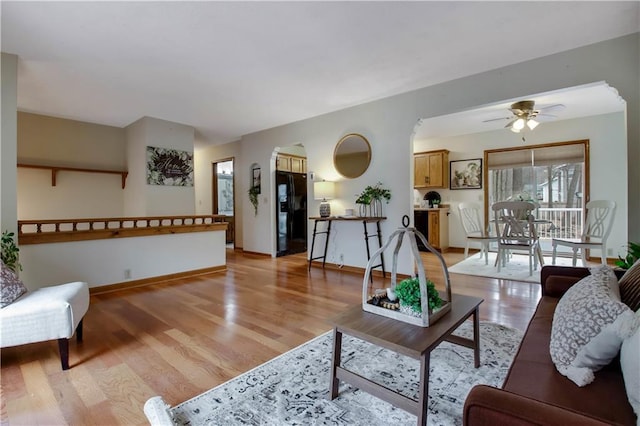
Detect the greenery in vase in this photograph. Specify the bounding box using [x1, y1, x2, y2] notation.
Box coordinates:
[394, 276, 442, 313]
[1, 230, 22, 272]
[248, 186, 260, 216]
[355, 182, 391, 205]
[616, 241, 640, 269]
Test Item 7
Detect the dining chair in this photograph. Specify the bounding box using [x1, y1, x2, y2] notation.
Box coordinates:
[458, 202, 497, 265]
[492, 201, 540, 276]
[552, 200, 616, 266]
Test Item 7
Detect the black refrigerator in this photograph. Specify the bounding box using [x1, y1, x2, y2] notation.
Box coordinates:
[276, 171, 307, 257]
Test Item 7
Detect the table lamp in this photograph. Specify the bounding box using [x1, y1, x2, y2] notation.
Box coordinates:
[314, 181, 335, 217]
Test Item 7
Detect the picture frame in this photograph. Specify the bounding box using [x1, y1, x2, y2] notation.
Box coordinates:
[252, 167, 261, 194]
[450, 159, 482, 190]
[146, 146, 194, 186]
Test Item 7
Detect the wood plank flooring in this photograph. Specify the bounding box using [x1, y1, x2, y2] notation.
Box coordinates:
[2, 249, 544, 425]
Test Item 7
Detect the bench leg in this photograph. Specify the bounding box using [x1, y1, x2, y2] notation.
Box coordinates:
[76, 319, 84, 343]
[57, 319, 85, 370]
[57, 338, 70, 370]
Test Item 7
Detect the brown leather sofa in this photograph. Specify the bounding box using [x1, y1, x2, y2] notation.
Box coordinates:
[463, 265, 636, 426]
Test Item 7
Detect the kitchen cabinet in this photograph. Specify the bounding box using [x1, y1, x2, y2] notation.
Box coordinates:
[277, 154, 306, 173]
[414, 149, 449, 188]
[414, 208, 449, 251]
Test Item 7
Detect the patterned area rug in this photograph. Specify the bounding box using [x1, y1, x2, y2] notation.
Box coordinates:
[448, 253, 575, 283]
[144, 321, 523, 426]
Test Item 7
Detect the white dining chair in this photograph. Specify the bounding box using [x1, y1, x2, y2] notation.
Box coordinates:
[552, 200, 616, 266]
[458, 202, 497, 265]
[492, 201, 540, 276]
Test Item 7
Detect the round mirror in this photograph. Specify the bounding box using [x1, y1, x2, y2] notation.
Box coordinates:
[333, 133, 371, 179]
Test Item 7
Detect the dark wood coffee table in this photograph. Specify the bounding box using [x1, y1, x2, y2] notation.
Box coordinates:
[328, 293, 483, 426]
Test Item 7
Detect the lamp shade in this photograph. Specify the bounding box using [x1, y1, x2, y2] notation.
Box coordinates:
[314, 181, 335, 201]
[527, 119, 539, 130]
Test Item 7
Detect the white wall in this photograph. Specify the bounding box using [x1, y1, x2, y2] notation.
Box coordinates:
[19, 231, 226, 290]
[232, 34, 638, 275]
[16, 112, 127, 219]
[17, 169, 125, 219]
[124, 116, 196, 216]
[414, 111, 628, 258]
[1, 53, 18, 234]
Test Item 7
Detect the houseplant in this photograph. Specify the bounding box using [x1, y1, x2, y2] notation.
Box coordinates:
[248, 186, 260, 216]
[1, 230, 22, 272]
[616, 241, 640, 269]
[394, 276, 442, 316]
[355, 182, 391, 217]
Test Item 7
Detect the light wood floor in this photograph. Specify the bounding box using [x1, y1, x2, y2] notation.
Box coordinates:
[1, 249, 544, 425]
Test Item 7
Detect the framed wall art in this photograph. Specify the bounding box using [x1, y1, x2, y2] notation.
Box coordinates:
[450, 158, 482, 190]
[146, 146, 194, 186]
[252, 166, 261, 194]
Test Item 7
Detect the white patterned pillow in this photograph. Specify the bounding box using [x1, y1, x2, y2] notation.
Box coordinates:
[550, 266, 640, 387]
[1, 260, 27, 308]
[620, 309, 640, 420]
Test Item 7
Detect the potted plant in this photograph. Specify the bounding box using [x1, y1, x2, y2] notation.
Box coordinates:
[394, 276, 442, 317]
[355, 182, 391, 217]
[248, 186, 260, 216]
[1, 230, 22, 273]
[616, 241, 640, 270]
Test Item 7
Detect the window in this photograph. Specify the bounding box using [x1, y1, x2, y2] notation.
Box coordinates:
[485, 140, 589, 245]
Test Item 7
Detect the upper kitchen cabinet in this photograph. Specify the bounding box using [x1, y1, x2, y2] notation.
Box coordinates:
[414, 149, 449, 188]
[277, 154, 306, 173]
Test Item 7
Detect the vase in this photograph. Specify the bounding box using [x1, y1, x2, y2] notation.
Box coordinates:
[371, 199, 382, 217]
[358, 204, 367, 217]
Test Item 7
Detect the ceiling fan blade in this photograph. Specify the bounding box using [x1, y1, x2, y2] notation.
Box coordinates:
[482, 116, 512, 123]
[539, 103, 566, 112]
[504, 118, 517, 128]
[535, 113, 557, 121]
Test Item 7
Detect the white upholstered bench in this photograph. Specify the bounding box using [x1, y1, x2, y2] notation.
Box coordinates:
[0, 281, 90, 370]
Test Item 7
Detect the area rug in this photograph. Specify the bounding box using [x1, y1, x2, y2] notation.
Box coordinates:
[144, 321, 523, 426]
[448, 252, 575, 283]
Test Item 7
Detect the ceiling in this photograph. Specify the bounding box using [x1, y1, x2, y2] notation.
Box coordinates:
[2, 2, 638, 146]
[415, 82, 628, 140]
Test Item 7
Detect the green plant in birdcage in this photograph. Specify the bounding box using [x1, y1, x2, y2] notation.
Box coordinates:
[394, 277, 442, 313]
[1, 230, 22, 273]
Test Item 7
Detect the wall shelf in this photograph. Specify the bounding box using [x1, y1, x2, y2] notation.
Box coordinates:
[17, 163, 129, 189]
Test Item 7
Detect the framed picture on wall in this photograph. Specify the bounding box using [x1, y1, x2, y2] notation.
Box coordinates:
[146, 146, 194, 186]
[252, 166, 261, 194]
[450, 159, 482, 190]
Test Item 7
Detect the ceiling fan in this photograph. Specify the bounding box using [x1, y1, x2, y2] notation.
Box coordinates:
[484, 100, 566, 133]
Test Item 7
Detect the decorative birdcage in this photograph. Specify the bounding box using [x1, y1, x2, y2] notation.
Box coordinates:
[362, 216, 452, 327]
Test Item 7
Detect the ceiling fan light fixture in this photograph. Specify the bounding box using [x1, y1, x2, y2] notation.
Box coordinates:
[527, 118, 539, 130]
[512, 118, 526, 131]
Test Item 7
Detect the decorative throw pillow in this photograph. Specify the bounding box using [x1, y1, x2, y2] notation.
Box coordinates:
[1, 260, 27, 308]
[620, 259, 640, 311]
[620, 309, 640, 420]
[550, 266, 639, 387]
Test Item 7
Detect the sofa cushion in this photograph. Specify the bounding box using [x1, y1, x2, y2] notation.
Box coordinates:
[550, 266, 639, 387]
[0, 260, 27, 308]
[620, 308, 640, 420]
[620, 259, 640, 311]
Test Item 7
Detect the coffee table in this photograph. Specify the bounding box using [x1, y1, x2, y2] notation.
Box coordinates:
[328, 293, 483, 426]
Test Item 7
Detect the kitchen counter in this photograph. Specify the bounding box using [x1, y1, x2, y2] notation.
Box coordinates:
[414, 206, 449, 211]
[413, 208, 449, 251]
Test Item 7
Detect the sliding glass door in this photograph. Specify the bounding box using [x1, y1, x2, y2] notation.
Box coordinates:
[485, 140, 589, 253]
